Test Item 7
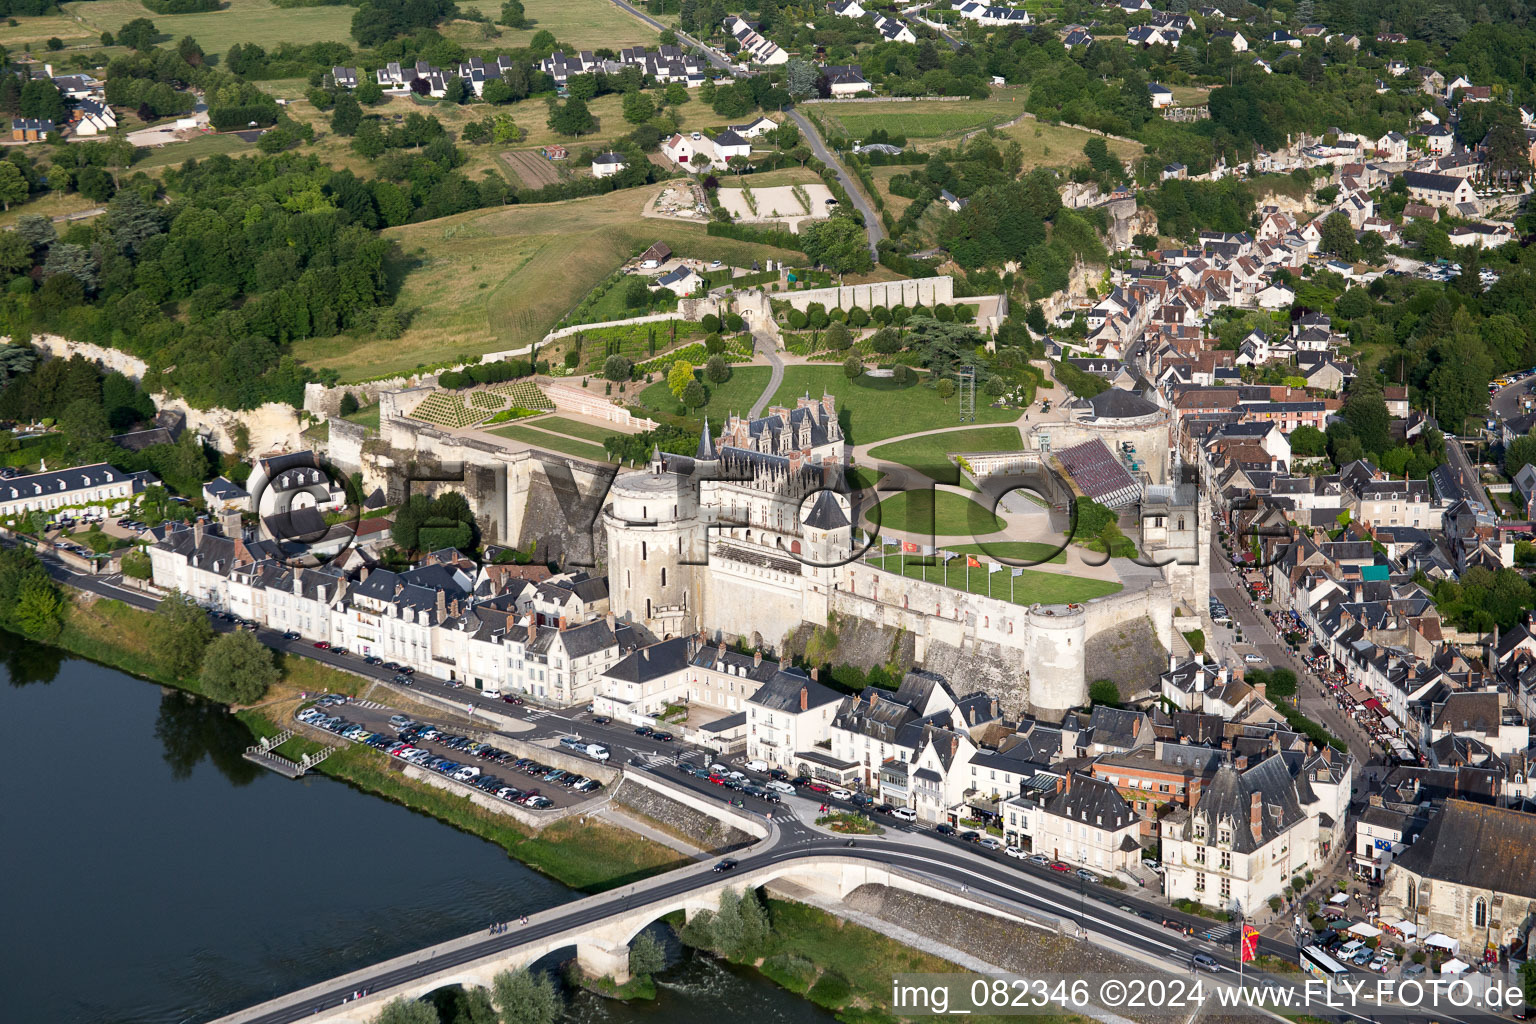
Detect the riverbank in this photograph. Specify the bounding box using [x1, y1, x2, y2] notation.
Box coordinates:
[13, 592, 690, 894]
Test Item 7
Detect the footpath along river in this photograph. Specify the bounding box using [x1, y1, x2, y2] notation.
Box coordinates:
[0, 636, 836, 1024]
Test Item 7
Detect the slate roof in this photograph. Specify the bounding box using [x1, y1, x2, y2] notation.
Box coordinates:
[803, 489, 849, 530]
[749, 669, 840, 712]
[604, 636, 692, 683]
[1043, 773, 1135, 830]
[1190, 755, 1309, 854]
[1089, 387, 1158, 419]
[1390, 799, 1536, 898]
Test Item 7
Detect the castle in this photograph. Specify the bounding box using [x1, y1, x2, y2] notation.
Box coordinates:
[602, 413, 1203, 719]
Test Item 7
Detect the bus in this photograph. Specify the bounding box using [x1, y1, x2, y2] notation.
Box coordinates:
[1299, 946, 1350, 986]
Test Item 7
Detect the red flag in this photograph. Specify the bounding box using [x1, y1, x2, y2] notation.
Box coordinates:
[967, 556, 981, 567]
[902, 541, 920, 553]
[1241, 925, 1260, 962]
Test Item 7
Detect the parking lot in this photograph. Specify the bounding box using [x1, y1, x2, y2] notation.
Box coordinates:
[295, 696, 607, 812]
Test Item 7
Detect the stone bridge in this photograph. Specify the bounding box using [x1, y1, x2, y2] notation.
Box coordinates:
[211, 846, 1075, 1024]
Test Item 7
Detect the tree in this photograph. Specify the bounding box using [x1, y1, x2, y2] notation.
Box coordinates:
[843, 355, 864, 381]
[681, 379, 707, 408]
[1520, 961, 1536, 1015]
[121, 549, 152, 580]
[1318, 212, 1358, 260]
[603, 354, 633, 382]
[0, 161, 27, 212]
[117, 17, 160, 51]
[548, 98, 596, 136]
[1507, 433, 1536, 479]
[630, 931, 667, 978]
[331, 91, 363, 136]
[705, 354, 730, 383]
[13, 572, 65, 642]
[1342, 376, 1391, 456]
[624, 274, 651, 309]
[1088, 679, 1120, 707]
[1289, 424, 1327, 457]
[825, 321, 852, 351]
[19, 79, 67, 123]
[622, 90, 655, 125]
[667, 359, 695, 400]
[785, 58, 820, 98]
[492, 969, 561, 1024]
[152, 591, 215, 679]
[800, 217, 872, 273]
[339, 391, 360, 416]
[200, 630, 279, 704]
[491, 113, 523, 144]
[936, 378, 956, 402]
[374, 997, 440, 1024]
[499, 0, 527, 26]
[60, 397, 110, 449]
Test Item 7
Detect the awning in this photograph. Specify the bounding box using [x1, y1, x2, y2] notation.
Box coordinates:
[1386, 920, 1417, 938]
[1425, 933, 1460, 953]
[1364, 698, 1385, 712]
[1440, 957, 1470, 974]
[1330, 892, 1351, 905]
[1349, 922, 1382, 938]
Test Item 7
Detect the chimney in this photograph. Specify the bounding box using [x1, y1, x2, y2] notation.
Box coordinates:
[950, 735, 959, 757]
[1368, 792, 1384, 808]
[558, 615, 568, 631]
[990, 698, 999, 719]
[1217, 666, 1229, 686]
[1063, 772, 1073, 794]
[799, 686, 808, 711]
[642, 647, 650, 661]
[1250, 790, 1263, 831]
[1253, 681, 1267, 700]
[1170, 653, 1179, 672]
[718, 640, 726, 656]
[1236, 754, 1248, 770]
[359, 565, 370, 582]
[220, 510, 241, 539]
[526, 618, 536, 643]
[754, 650, 762, 667]
[435, 588, 446, 621]
[606, 611, 616, 631]
[810, 667, 818, 681]
[450, 597, 461, 618]
[193, 519, 205, 545]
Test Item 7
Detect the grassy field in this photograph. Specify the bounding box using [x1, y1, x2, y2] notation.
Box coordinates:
[866, 550, 1122, 604]
[945, 539, 1066, 565]
[0, 13, 96, 49]
[451, 0, 656, 50]
[490, 422, 613, 461]
[65, 0, 356, 52]
[868, 490, 1005, 536]
[635, 365, 771, 425]
[131, 132, 255, 171]
[815, 92, 1027, 140]
[0, 190, 104, 230]
[994, 118, 1144, 168]
[290, 189, 801, 382]
[866, 426, 1021, 485]
[526, 414, 633, 443]
[770, 365, 1015, 445]
[1167, 84, 1211, 106]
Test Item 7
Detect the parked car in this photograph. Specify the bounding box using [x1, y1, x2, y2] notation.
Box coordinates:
[935, 823, 957, 836]
[591, 716, 611, 725]
[1048, 861, 1071, 872]
[765, 780, 795, 794]
[959, 830, 981, 843]
[652, 731, 673, 742]
[977, 837, 1003, 851]
[313, 641, 331, 650]
[828, 786, 853, 800]
[804, 781, 830, 794]
[635, 725, 654, 736]
[282, 631, 300, 640]
[745, 759, 768, 772]
[1004, 846, 1026, 859]
[890, 807, 917, 822]
[712, 858, 738, 873]
[1075, 868, 1097, 882]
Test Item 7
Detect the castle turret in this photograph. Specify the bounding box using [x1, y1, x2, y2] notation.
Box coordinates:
[1025, 604, 1088, 720]
[695, 416, 718, 462]
[602, 460, 702, 637]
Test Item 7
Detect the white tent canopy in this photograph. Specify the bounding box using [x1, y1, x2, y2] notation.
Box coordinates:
[1348, 922, 1382, 938]
[1425, 933, 1461, 953]
[1329, 892, 1350, 904]
[1386, 920, 1417, 938]
[1440, 957, 1470, 974]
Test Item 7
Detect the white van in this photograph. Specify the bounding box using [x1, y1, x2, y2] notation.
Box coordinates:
[483, 688, 502, 699]
[1337, 940, 1364, 960]
[891, 807, 917, 822]
[585, 743, 611, 761]
[745, 759, 768, 772]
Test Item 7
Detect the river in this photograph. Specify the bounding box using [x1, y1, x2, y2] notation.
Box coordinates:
[0, 636, 835, 1024]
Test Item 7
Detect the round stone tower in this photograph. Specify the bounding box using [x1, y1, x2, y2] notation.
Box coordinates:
[602, 451, 701, 638]
[1025, 604, 1088, 720]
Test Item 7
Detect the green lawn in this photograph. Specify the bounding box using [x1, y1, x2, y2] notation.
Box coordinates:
[526, 415, 627, 444]
[866, 426, 1022, 486]
[865, 552, 1122, 605]
[868, 490, 1005, 537]
[771, 365, 1015, 445]
[945, 540, 1067, 565]
[65, 0, 357, 51]
[490, 423, 613, 462]
[636, 365, 771, 425]
[340, 403, 381, 431]
[131, 133, 255, 172]
[817, 93, 1027, 140]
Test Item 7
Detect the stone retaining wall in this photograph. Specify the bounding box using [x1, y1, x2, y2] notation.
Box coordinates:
[612, 778, 753, 852]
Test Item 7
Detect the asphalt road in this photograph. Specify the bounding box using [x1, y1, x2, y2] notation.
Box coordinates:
[1207, 537, 1374, 764]
[603, 0, 737, 73]
[784, 109, 886, 258]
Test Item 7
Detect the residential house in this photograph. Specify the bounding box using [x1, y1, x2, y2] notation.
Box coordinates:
[1401, 170, 1477, 210]
[747, 668, 842, 770]
[1148, 82, 1174, 109]
[0, 462, 154, 517]
[1002, 772, 1144, 874]
[823, 64, 870, 96]
[591, 152, 628, 178]
[872, 14, 917, 42]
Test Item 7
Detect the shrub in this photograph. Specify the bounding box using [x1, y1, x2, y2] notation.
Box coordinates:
[701, 313, 721, 333]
